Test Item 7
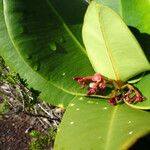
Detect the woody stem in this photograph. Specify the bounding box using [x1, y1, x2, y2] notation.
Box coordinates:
[121, 84, 140, 95]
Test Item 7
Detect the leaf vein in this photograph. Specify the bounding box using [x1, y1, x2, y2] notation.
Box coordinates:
[105, 106, 118, 150]
[46, 0, 86, 55]
[3, 0, 86, 97]
[98, 7, 120, 81]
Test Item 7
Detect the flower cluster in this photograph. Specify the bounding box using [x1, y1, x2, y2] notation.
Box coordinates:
[108, 90, 144, 106]
[73, 73, 145, 106]
[73, 73, 106, 95]
[123, 88, 144, 103]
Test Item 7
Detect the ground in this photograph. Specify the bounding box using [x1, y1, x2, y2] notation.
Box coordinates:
[0, 113, 32, 150]
[0, 57, 64, 150]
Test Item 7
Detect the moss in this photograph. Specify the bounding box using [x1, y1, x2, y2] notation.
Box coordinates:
[0, 100, 9, 113]
[29, 128, 56, 150]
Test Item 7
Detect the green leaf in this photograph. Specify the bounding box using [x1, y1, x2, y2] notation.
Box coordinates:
[127, 72, 146, 84]
[125, 73, 150, 109]
[95, 0, 150, 34]
[82, 1, 150, 82]
[54, 97, 150, 150]
[0, 0, 94, 107]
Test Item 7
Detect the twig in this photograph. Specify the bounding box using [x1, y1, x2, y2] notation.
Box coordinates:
[38, 103, 53, 118]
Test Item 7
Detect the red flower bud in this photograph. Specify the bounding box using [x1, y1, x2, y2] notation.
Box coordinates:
[87, 88, 97, 95]
[108, 97, 117, 105]
[91, 73, 102, 82]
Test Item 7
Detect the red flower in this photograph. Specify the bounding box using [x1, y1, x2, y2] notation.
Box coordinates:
[73, 73, 106, 95]
[73, 73, 145, 105]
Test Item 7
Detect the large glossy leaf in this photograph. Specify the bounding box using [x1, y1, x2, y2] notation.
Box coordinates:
[54, 97, 150, 150]
[82, 1, 150, 82]
[125, 73, 150, 109]
[95, 0, 150, 34]
[0, 0, 95, 107]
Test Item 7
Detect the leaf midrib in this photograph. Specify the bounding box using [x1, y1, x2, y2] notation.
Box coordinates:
[46, 0, 86, 55]
[105, 106, 118, 150]
[98, 5, 120, 81]
[3, 0, 87, 96]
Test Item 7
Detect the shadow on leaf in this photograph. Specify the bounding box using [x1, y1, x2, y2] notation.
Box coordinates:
[129, 26, 150, 62]
[129, 132, 150, 150]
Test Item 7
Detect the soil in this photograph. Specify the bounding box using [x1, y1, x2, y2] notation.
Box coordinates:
[0, 56, 64, 150]
[0, 113, 31, 150]
[0, 104, 59, 150]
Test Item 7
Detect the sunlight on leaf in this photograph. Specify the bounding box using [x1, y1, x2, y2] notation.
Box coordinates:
[82, 1, 150, 82]
[55, 97, 150, 150]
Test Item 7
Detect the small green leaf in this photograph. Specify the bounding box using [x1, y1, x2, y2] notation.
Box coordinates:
[125, 73, 150, 109]
[82, 1, 150, 82]
[54, 96, 150, 150]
